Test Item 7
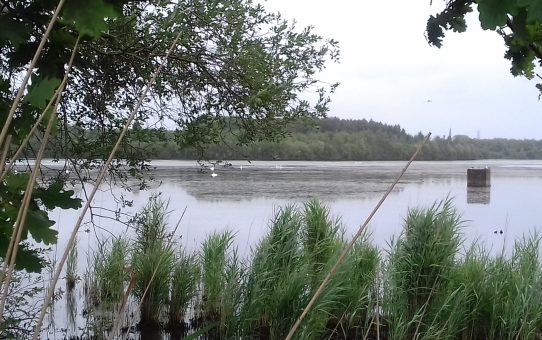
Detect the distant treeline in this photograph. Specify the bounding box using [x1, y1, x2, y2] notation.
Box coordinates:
[145, 118, 542, 161]
[39, 118, 542, 162]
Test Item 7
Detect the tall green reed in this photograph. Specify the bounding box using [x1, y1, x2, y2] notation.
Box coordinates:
[86, 237, 130, 307]
[299, 201, 379, 339]
[132, 196, 175, 327]
[169, 249, 200, 327]
[482, 234, 542, 340]
[384, 198, 463, 339]
[199, 230, 243, 337]
[425, 244, 490, 339]
[240, 201, 381, 340]
[421, 233, 542, 340]
[240, 205, 306, 339]
[75, 197, 542, 340]
[302, 199, 342, 283]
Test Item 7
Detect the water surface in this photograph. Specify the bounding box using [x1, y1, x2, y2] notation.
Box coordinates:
[51, 159, 542, 258]
[45, 159, 542, 338]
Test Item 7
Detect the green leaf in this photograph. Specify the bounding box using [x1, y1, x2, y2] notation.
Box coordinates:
[24, 76, 61, 109]
[43, 107, 55, 126]
[182, 323, 217, 339]
[35, 181, 83, 210]
[477, 0, 515, 30]
[4, 173, 30, 194]
[525, 1, 542, 22]
[25, 209, 57, 245]
[49, 29, 78, 48]
[13, 246, 45, 273]
[511, 8, 530, 40]
[0, 18, 29, 48]
[62, 0, 118, 38]
[514, 1, 542, 22]
[0, 237, 44, 273]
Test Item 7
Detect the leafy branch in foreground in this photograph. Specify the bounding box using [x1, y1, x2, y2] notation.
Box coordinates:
[0, 0, 339, 272]
[427, 0, 542, 96]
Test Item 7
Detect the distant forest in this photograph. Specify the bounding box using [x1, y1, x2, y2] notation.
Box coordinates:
[142, 117, 542, 161]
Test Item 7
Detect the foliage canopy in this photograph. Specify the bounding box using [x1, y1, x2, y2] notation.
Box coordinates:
[427, 0, 542, 94]
[0, 0, 338, 271]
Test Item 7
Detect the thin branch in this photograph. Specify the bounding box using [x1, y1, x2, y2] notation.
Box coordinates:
[0, 37, 80, 323]
[0, 0, 67, 169]
[284, 133, 432, 340]
[0, 135, 11, 173]
[0, 100, 58, 317]
[32, 26, 186, 340]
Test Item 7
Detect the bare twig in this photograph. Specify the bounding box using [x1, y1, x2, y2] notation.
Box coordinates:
[0, 38, 80, 310]
[0, 100, 58, 316]
[0, 0, 67, 168]
[108, 270, 137, 338]
[284, 133, 431, 340]
[0, 35, 80, 316]
[32, 28, 186, 339]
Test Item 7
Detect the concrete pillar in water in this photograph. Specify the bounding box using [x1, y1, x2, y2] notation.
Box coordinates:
[467, 167, 491, 187]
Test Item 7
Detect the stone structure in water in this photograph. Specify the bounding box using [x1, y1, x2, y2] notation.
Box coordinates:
[467, 167, 491, 187]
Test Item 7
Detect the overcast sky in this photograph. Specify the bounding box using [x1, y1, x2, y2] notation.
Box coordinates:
[260, 0, 542, 139]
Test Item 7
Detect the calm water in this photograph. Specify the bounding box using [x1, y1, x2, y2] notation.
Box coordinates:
[52, 159, 542, 255]
[44, 159, 542, 338]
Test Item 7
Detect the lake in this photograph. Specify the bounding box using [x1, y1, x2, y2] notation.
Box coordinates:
[44, 159, 542, 338]
[51, 159, 542, 256]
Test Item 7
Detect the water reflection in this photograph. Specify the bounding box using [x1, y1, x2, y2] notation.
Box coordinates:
[467, 186, 491, 205]
[54, 160, 542, 256]
[66, 289, 77, 338]
[47, 160, 542, 339]
[151, 163, 435, 201]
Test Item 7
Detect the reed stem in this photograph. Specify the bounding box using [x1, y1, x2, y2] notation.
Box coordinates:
[0, 0, 66, 171]
[284, 132, 431, 340]
[31, 28, 185, 340]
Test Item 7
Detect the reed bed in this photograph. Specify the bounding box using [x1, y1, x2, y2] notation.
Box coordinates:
[86, 237, 130, 308]
[169, 249, 200, 328]
[82, 197, 542, 340]
[132, 196, 175, 327]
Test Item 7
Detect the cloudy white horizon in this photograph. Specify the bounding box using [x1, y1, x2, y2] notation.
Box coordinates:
[260, 0, 542, 139]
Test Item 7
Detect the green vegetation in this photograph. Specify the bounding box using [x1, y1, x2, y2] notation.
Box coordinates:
[427, 0, 542, 96]
[0, 0, 338, 303]
[2, 0, 541, 337]
[132, 197, 175, 327]
[384, 199, 463, 339]
[198, 230, 242, 337]
[78, 196, 542, 340]
[86, 237, 130, 308]
[125, 117, 542, 161]
[169, 249, 200, 328]
[0, 272, 42, 338]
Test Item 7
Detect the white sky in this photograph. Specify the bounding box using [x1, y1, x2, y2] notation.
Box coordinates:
[260, 0, 542, 139]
